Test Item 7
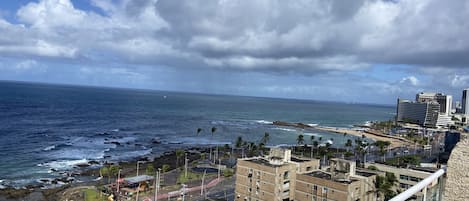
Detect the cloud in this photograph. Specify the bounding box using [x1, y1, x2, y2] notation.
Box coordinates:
[400, 76, 419, 86]
[0, 0, 467, 75]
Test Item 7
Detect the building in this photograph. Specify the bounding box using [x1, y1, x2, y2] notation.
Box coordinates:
[364, 163, 440, 200]
[295, 159, 378, 201]
[416, 92, 452, 116]
[462, 89, 469, 116]
[235, 149, 380, 201]
[397, 98, 440, 127]
[235, 148, 320, 201]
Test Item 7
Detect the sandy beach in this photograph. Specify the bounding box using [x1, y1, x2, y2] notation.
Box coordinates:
[314, 126, 413, 149]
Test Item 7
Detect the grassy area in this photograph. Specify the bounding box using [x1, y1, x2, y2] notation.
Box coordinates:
[83, 189, 106, 201]
[384, 155, 421, 167]
[177, 170, 204, 184]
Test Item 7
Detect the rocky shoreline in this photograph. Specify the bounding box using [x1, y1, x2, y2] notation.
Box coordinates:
[0, 146, 210, 201]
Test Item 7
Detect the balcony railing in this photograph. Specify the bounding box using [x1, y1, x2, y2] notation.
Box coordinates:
[389, 168, 445, 201]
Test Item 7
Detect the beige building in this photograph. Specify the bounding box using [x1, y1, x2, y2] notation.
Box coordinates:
[235, 148, 319, 201]
[295, 159, 378, 201]
[235, 148, 379, 201]
[364, 162, 440, 200]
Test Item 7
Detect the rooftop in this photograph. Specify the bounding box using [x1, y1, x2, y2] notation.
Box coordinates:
[245, 158, 288, 167]
[123, 175, 154, 184]
[305, 171, 357, 184]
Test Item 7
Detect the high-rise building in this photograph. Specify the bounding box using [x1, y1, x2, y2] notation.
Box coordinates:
[397, 98, 440, 127]
[416, 92, 452, 115]
[462, 89, 469, 116]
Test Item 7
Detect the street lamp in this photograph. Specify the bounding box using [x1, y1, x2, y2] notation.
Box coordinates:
[136, 161, 145, 176]
[154, 168, 161, 201]
[117, 169, 122, 201]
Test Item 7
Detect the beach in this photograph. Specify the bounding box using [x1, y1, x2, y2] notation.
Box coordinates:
[314, 126, 413, 149]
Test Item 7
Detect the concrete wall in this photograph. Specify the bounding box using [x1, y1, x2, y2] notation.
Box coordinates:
[443, 133, 469, 201]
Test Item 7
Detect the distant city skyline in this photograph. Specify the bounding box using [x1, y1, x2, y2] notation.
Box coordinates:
[1, 0, 469, 104]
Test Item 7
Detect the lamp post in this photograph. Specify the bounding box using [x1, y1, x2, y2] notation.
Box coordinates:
[200, 169, 206, 196]
[181, 184, 187, 201]
[184, 153, 188, 178]
[154, 168, 161, 201]
[136, 161, 144, 176]
[117, 169, 122, 201]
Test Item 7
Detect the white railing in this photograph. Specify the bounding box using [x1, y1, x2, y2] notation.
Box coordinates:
[389, 168, 445, 201]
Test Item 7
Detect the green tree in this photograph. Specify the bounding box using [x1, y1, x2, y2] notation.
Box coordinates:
[162, 164, 170, 173]
[235, 136, 243, 148]
[375, 141, 391, 162]
[211, 127, 217, 161]
[175, 149, 185, 167]
[108, 165, 119, 184]
[376, 173, 397, 200]
[146, 164, 155, 176]
[196, 128, 203, 135]
[100, 166, 109, 183]
[345, 139, 353, 152]
[260, 132, 270, 145]
[296, 134, 305, 154]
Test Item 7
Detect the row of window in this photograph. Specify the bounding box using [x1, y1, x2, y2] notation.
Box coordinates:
[399, 174, 422, 182]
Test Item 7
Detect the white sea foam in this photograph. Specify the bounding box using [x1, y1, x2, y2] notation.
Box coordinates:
[255, 120, 273, 124]
[111, 129, 120, 132]
[307, 123, 319, 127]
[272, 127, 297, 132]
[38, 159, 89, 170]
[303, 133, 321, 137]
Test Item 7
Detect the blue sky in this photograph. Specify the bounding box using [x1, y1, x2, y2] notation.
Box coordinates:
[1, 0, 469, 104]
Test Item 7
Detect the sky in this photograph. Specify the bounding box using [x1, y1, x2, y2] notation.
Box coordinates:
[0, 0, 469, 104]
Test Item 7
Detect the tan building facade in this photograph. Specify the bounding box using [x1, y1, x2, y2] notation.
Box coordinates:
[235, 149, 378, 201]
[235, 148, 320, 201]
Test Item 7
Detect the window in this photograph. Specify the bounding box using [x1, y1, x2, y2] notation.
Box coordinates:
[323, 187, 328, 194]
[313, 185, 318, 191]
[283, 171, 289, 180]
[307, 166, 312, 171]
[400, 175, 409, 180]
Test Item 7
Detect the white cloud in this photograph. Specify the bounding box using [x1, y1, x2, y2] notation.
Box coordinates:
[400, 76, 419, 86]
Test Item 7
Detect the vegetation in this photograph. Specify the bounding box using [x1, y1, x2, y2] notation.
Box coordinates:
[385, 155, 421, 167]
[83, 189, 106, 201]
[146, 164, 155, 176]
[223, 168, 234, 177]
[177, 171, 203, 184]
[175, 149, 185, 167]
[376, 172, 397, 200]
[367, 165, 378, 171]
[162, 164, 171, 172]
[371, 120, 396, 132]
[374, 141, 391, 162]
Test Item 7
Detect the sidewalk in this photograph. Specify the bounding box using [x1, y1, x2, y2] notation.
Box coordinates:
[143, 177, 223, 201]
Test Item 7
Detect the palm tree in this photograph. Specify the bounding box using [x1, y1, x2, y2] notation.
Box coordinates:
[296, 134, 304, 155]
[313, 140, 319, 158]
[310, 136, 315, 158]
[211, 127, 217, 162]
[196, 128, 203, 135]
[345, 139, 353, 152]
[375, 141, 391, 162]
[260, 132, 270, 145]
[175, 149, 184, 167]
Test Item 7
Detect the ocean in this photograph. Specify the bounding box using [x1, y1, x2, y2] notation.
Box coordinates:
[0, 81, 394, 188]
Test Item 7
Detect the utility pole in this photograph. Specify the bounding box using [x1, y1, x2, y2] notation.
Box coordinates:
[184, 153, 188, 178]
[117, 169, 122, 201]
[181, 184, 187, 201]
[200, 169, 206, 195]
[154, 169, 159, 201]
[136, 183, 141, 201]
[218, 159, 221, 180]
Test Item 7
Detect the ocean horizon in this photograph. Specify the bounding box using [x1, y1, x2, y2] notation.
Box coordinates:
[0, 80, 394, 188]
